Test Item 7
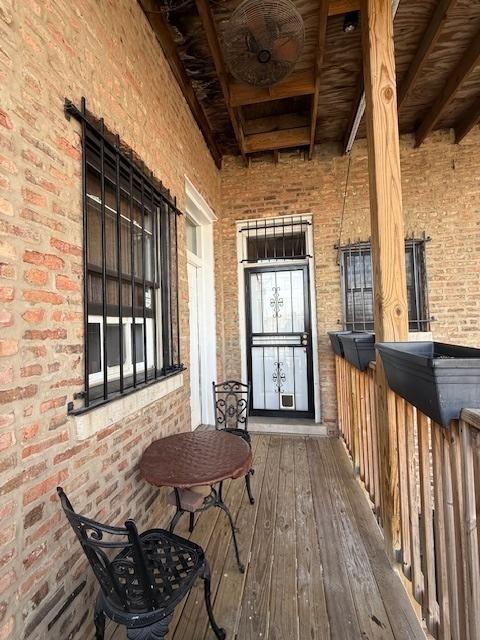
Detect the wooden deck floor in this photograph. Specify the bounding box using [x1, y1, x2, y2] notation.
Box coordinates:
[111, 435, 425, 640]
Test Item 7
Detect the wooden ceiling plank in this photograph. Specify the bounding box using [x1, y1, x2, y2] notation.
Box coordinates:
[398, 0, 459, 109]
[454, 97, 480, 144]
[328, 0, 360, 16]
[309, 0, 330, 159]
[245, 127, 311, 153]
[229, 70, 316, 107]
[194, 0, 246, 157]
[415, 26, 480, 147]
[138, 0, 222, 168]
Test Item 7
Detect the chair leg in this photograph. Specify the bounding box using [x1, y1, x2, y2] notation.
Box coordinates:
[126, 615, 172, 640]
[245, 469, 255, 505]
[94, 600, 105, 640]
[217, 502, 245, 573]
[203, 565, 226, 640]
[189, 511, 195, 533]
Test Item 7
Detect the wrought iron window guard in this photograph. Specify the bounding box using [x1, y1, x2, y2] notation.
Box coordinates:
[239, 216, 312, 263]
[65, 98, 183, 413]
[337, 235, 432, 332]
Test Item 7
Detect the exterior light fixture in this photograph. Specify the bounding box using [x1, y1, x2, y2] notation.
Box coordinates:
[343, 11, 359, 33]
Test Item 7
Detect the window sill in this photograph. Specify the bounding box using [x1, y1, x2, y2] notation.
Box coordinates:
[70, 372, 184, 441]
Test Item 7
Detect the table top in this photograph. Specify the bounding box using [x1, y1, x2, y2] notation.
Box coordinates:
[140, 430, 252, 489]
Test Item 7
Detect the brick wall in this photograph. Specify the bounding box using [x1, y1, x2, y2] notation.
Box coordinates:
[0, 1, 220, 638]
[218, 128, 480, 428]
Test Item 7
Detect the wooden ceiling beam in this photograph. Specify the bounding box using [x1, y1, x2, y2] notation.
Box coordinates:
[138, 0, 222, 168]
[398, 0, 458, 109]
[415, 26, 480, 147]
[454, 97, 480, 143]
[194, 0, 246, 157]
[328, 0, 360, 16]
[243, 112, 309, 136]
[309, 1, 330, 159]
[244, 127, 311, 153]
[229, 70, 316, 107]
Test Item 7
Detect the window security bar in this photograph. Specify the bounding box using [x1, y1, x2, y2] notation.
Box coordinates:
[338, 235, 432, 333]
[65, 98, 183, 413]
[239, 216, 312, 263]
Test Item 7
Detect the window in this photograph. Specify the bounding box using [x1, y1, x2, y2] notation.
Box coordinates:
[340, 238, 430, 332]
[66, 99, 182, 410]
[186, 216, 200, 256]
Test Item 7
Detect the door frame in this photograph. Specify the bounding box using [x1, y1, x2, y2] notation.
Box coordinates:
[185, 177, 217, 428]
[236, 214, 322, 423]
[245, 263, 315, 419]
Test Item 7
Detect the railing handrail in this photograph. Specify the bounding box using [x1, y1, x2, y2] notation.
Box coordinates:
[461, 408, 480, 431]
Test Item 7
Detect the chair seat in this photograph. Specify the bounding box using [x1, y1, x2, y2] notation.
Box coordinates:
[224, 428, 251, 447]
[100, 528, 205, 628]
[167, 487, 208, 512]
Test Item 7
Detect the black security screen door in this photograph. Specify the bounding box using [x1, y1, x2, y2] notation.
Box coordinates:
[246, 265, 314, 418]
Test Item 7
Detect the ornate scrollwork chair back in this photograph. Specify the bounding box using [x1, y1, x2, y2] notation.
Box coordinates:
[212, 381, 255, 505]
[57, 487, 226, 640]
[57, 487, 158, 613]
[212, 380, 250, 432]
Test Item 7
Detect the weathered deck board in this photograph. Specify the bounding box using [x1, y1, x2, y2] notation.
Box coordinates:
[111, 434, 425, 640]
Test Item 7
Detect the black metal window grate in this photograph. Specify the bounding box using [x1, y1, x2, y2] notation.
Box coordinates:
[339, 237, 431, 332]
[239, 217, 311, 263]
[65, 98, 183, 412]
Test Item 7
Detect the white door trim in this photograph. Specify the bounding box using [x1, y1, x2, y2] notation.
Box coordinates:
[185, 177, 217, 428]
[236, 214, 321, 423]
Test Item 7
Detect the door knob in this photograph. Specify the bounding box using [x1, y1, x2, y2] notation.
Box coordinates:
[301, 333, 308, 346]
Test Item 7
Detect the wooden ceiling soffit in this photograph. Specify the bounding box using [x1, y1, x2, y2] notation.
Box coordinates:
[309, 0, 330, 159]
[328, 0, 360, 16]
[244, 127, 311, 153]
[398, 0, 459, 110]
[229, 70, 316, 108]
[454, 98, 480, 144]
[194, 0, 246, 157]
[139, 0, 222, 168]
[415, 25, 480, 147]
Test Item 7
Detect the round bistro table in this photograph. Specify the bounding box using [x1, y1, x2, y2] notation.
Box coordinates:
[140, 430, 252, 572]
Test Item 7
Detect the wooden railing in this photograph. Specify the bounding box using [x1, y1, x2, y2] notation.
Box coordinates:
[335, 355, 480, 640]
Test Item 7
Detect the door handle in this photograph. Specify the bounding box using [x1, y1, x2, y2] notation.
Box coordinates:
[301, 333, 308, 346]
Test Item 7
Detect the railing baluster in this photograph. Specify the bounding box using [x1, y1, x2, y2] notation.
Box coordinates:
[460, 421, 480, 639]
[396, 395, 411, 578]
[405, 403, 423, 603]
[442, 424, 463, 639]
[432, 421, 451, 639]
[417, 411, 438, 634]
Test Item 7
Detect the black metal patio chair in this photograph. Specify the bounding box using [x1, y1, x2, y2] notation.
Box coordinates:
[212, 380, 255, 505]
[57, 487, 226, 640]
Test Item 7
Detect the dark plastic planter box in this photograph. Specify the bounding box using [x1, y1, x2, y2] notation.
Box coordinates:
[328, 331, 353, 357]
[376, 341, 480, 427]
[339, 332, 376, 371]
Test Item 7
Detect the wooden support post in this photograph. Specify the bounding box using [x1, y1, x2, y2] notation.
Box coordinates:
[361, 0, 409, 559]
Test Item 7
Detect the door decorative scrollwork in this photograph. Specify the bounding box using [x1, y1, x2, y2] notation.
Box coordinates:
[272, 361, 286, 392]
[270, 286, 284, 318]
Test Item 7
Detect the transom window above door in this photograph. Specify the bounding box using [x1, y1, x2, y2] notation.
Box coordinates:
[239, 216, 311, 263]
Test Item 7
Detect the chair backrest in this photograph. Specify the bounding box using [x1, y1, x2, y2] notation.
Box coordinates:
[212, 380, 250, 431]
[57, 487, 157, 613]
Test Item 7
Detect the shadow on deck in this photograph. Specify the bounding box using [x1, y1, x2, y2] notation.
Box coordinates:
[111, 434, 425, 640]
